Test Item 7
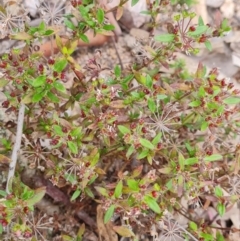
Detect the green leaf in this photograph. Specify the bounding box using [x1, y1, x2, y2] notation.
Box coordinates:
[132, 165, 143, 178]
[221, 19, 230, 31]
[198, 86, 205, 97]
[112, 226, 135, 237]
[158, 167, 172, 174]
[189, 100, 201, 107]
[178, 175, 183, 186]
[198, 16, 204, 26]
[214, 186, 223, 198]
[185, 157, 198, 165]
[139, 138, 155, 150]
[64, 19, 76, 30]
[53, 81, 66, 92]
[201, 121, 208, 131]
[114, 180, 123, 198]
[178, 153, 185, 170]
[127, 179, 139, 191]
[166, 179, 173, 190]
[217, 203, 225, 217]
[144, 195, 161, 214]
[148, 98, 156, 113]
[84, 187, 94, 198]
[43, 29, 54, 36]
[0, 190, 7, 197]
[189, 221, 198, 231]
[188, 25, 208, 36]
[134, 72, 146, 86]
[126, 145, 134, 159]
[103, 24, 115, 31]
[68, 141, 78, 154]
[31, 75, 46, 87]
[131, 0, 139, 6]
[79, 5, 90, 16]
[95, 186, 108, 197]
[157, 94, 168, 100]
[90, 151, 100, 167]
[152, 133, 162, 146]
[0, 79, 8, 88]
[53, 125, 63, 136]
[26, 187, 46, 206]
[204, 154, 222, 162]
[97, 9, 104, 24]
[114, 65, 121, 77]
[71, 189, 81, 201]
[118, 125, 131, 134]
[195, 62, 206, 78]
[38, 21, 45, 31]
[71, 127, 82, 137]
[79, 33, 89, 43]
[54, 59, 68, 72]
[204, 40, 212, 51]
[146, 74, 152, 88]
[216, 232, 225, 241]
[32, 91, 45, 102]
[140, 10, 151, 15]
[104, 204, 115, 223]
[223, 97, 240, 105]
[154, 33, 175, 43]
[137, 149, 149, 159]
[147, 154, 153, 165]
[77, 223, 85, 239]
[200, 232, 214, 240]
[47, 91, 59, 103]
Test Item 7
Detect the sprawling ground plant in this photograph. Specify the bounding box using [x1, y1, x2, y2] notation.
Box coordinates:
[0, 0, 238, 240]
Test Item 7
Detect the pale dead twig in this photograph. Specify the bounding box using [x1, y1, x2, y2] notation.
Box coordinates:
[6, 103, 25, 194]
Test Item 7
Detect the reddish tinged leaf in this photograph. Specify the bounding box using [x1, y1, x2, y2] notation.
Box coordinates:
[214, 10, 222, 28]
[109, 100, 125, 108]
[195, 62, 206, 78]
[160, 60, 169, 69]
[0, 154, 11, 164]
[205, 195, 218, 202]
[73, 68, 85, 80]
[166, 22, 175, 34]
[132, 165, 143, 178]
[33, 176, 69, 205]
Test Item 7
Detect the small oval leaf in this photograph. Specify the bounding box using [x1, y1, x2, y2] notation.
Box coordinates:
[71, 189, 81, 201]
[223, 97, 240, 105]
[204, 154, 222, 162]
[113, 225, 135, 237]
[144, 195, 161, 214]
[154, 34, 175, 43]
[139, 138, 154, 150]
[104, 205, 115, 223]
